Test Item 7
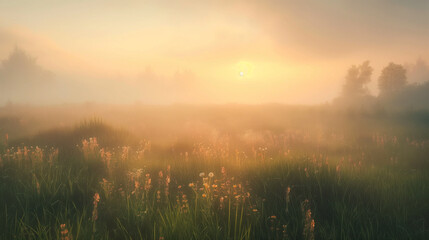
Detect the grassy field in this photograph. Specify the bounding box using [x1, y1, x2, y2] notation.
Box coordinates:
[0, 105, 428, 239]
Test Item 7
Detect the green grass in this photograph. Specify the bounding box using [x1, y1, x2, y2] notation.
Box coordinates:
[1, 113, 429, 240]
[1, 134, 428, 240]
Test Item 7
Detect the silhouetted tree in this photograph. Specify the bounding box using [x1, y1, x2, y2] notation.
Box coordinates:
[406, 58, 429, 84]
[0, 47, 53, 103]
[0, 47, 53, 87]
[378, 63, 407, 95]
[333, 61, 375, 108]
[342, 61, 373, 97]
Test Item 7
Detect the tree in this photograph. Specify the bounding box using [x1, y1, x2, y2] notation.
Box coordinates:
[406, 58, 429, 84]
[378, 63, 407, 94]
[342, 61, 373, 97]
[0, 47, 53, 104]
[0, 47, 52, 85]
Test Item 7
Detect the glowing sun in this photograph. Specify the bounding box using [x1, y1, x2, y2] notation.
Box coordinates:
[236, 61, 253, 78]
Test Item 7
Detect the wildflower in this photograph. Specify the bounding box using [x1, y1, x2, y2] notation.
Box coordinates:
[269, 215, 277, 233]
[286, 186, 291, 213]
[92, 193, 100, 221]
[60, 223, 71, 240]
[199, 172, 205, 177]
[181, 194, 189, 213]
[208, 172, 214, 178]
[282, 224, 288, 239]
[219, 197, 224, 210]
[302, 200, 315, 240]
[132, 180, 140, 195]
[100, 178, 114, 199]
[93, 192, 100, 203]
[121, 146, 129, 162]
[164, 176, 170, 198]
[144, 174, 152, 192]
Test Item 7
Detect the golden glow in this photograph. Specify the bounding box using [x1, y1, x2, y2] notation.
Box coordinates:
[236, 61, 254, 79]
[0, 1, 427, 104]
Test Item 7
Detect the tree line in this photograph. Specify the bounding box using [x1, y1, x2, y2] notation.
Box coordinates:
[335, 60, 429, 110]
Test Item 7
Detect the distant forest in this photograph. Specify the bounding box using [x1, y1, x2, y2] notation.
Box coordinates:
[334, 59, 429, 110]
[1, 47, 429, 109]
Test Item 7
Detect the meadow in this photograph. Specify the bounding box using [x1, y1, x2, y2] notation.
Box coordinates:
[0, 104, 428, 239]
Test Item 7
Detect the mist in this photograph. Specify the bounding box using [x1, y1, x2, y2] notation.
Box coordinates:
[1, 0, 428, 105]
[1, 46, 428, 106]
[1, 2, 429, 239]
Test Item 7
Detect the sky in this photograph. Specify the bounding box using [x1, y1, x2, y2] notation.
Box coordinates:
[0, 0, 428, 104]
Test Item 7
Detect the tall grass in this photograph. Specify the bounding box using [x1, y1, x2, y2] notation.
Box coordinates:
[0, 118, 428, 239]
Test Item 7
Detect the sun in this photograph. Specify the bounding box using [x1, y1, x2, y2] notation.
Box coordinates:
[236, 61, 253, 78]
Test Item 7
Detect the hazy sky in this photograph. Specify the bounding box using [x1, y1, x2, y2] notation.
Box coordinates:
[0, 0, 428, 104]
